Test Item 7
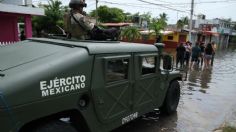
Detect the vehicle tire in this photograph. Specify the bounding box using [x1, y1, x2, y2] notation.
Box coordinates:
[32, 120, 78, 132]
[160, 80, 180, 115]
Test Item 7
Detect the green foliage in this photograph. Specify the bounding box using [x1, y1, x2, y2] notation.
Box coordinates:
[149, 13, 168, 37]
[124, 12, 132, 22]
[121, 26, 141, 41]
[222, 126, 236, 132]
[177, 20, 184, 29]
[32, 0, 66, 36]
[233, 24, 236, 30]
[89, 6, 125, 23]
[140, 12, 152, 25]
[231, 36, 236, 42]
[177, 17, 189, 29]
[159, 13, 168, 27]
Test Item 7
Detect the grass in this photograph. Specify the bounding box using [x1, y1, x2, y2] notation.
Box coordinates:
[222, 126, 236, 132]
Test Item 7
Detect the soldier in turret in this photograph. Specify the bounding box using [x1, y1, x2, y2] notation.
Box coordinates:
[64, 0, 119, 40]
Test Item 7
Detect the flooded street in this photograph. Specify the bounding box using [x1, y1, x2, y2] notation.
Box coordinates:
[113, 45, 236, 132]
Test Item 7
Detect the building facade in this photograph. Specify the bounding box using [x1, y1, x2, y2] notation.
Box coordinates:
[0, 0, 44, 44]
[193, 14, 233, 48]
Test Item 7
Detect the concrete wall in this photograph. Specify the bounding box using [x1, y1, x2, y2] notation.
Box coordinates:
[1, 0, 32, 6]
[1, 0, 23, 5]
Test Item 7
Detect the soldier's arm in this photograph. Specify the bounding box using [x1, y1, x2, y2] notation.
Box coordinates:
[74, 16, 94, 31]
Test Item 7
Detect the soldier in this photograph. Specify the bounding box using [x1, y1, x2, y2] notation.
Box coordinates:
[64, 0, 119, 40]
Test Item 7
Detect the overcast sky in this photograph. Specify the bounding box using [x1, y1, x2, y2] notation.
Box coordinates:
[33, 0, 236, 24]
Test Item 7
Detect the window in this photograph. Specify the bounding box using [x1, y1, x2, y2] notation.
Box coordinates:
[142, 56, 156, 75]
[167, 36, 174, 40]
[106, 58, 129, 83]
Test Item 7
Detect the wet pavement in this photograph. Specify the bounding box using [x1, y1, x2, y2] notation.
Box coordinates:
[113, 45, 236, 132]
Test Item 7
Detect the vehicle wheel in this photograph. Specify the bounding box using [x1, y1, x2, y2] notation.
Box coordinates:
[160, 80, 180, 115]
[32, 120, 77, 132]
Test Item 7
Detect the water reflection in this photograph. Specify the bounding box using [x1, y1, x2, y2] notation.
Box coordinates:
[113, 111, 178, 132]
[185, 67, 212, 93]
[200, 68, 212, 89]
[113, 45, 236, 132]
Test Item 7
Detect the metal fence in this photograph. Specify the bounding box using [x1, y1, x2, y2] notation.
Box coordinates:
[0, 41, 16, 47]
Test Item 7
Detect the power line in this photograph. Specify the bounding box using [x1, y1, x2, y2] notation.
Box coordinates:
[152, 0, 175, 4]
[137, 0, 190, 13]
[99, 1, 167, 10]
[152, 0, 236, 5]
[100, 1, 189, 8]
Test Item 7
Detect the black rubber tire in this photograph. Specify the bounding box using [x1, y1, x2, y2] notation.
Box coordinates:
[160, 80, 180, 115]
[32, 120, 77, 132]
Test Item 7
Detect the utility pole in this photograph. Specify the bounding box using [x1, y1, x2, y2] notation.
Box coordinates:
[95, 0, 98, 25]
[189, 0, 194, 42]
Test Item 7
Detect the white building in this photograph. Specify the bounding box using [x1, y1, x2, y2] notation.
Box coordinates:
[193, 14, 233, 48]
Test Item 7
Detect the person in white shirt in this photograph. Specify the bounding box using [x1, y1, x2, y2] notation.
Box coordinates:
[184, 41, 192, 66]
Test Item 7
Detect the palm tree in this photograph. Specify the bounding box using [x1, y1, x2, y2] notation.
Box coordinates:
[141, 12, 152, 25]
[182, 17, 189, 25]
[159, 13, 168, 28]
[177, 20, 184, 29]
[32, 0, 65, 35]
[149, 13, 168, 42]
[176, 17, 189, 29]
[121, 26, 141, 41]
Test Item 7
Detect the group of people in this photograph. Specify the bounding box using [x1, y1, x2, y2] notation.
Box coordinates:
[176, 41, 217, 69]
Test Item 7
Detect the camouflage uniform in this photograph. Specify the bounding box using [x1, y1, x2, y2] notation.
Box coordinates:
[64, 11, 94, 40]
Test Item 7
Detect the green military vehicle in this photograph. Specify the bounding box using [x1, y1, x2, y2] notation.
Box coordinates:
[0, 38, 182, 132]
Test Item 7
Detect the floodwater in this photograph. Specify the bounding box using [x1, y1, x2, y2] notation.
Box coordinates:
[113, 45, 236, 132]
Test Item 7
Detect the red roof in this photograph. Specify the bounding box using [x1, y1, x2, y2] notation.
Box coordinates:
[101, 23, 133, 27]
[202, 31, 219, 36]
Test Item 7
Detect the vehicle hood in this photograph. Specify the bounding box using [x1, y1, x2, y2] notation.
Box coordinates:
[0, 41, 64, 72]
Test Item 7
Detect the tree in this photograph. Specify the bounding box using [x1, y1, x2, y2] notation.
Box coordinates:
[177, 20, 184, 29]
[32, 0, 66, 36]
[89, 6, 125, 23]
[124, 12, 132, 22]
[149, 13, 168, 42]
[158, 13, 168, 28]
[121, 26, 141, 41]
[140, 12, 152, 25]
[177, 17, 189, 29]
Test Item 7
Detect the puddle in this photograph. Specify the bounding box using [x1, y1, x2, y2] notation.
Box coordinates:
[113, 45, 236, 132]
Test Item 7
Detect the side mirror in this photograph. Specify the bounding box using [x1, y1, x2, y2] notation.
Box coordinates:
[163, 55, 172, 70]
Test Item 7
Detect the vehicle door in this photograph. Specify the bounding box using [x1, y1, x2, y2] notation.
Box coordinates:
[133, 53, 162, 110]
[91, 54, 133, 123]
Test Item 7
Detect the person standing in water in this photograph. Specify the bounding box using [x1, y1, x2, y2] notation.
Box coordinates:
[204, 43, 214, 69]
[176, 43, 186, 68]
[211, 41, 217, 66]
[199, 42, 205, 67]
[190, 42, 201, 69]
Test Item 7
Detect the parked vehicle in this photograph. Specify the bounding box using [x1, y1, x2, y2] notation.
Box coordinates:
[0, 38, 182, 132]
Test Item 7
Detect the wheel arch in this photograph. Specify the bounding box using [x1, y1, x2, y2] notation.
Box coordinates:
[169, 77, 182, 85]
[19, 109, 90, 132]
[159, 76, 181, 110]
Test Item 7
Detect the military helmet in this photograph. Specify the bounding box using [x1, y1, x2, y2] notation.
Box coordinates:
[69, 0, 87, 8]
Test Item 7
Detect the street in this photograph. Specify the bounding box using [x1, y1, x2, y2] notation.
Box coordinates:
[113, 45, 236, 132]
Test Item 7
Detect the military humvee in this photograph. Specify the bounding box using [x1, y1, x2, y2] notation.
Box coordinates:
[0, 38, 182, 132]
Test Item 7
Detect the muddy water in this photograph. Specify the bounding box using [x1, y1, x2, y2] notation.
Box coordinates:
[113, 46, 236, 132]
